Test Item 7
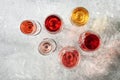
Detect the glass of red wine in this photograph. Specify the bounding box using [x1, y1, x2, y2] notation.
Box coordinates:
[78, 31, 101, 51]
[59, 46, 80, 69]
[44, 14, 62, 34]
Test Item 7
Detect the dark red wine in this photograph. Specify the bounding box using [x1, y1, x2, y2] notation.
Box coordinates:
[79, 31, 100, 51]
[45, 15, 62, 33]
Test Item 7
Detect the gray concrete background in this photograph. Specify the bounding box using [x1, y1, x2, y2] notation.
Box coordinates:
[0, 0, 120, 80]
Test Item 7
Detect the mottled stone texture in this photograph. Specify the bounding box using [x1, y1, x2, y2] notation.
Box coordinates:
[0, 0, 120, 80]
